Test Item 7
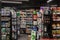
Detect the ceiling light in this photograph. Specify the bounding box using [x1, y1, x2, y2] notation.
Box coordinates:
[47, 0, 52, 3]
[1, 1, 22, 4]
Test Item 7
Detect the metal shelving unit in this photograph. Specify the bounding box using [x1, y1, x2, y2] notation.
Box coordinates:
[43, 7, 52, 38]
[0, 8, 12, 40]
[52, 7, 60, 38]
[11, 9, 17, 40]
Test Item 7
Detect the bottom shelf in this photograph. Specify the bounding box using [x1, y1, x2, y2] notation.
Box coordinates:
[40, 38, 60, 40]
[2, 34, 10, 40]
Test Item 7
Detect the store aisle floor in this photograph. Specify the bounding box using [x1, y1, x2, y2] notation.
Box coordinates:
[18, 34, 28, 40]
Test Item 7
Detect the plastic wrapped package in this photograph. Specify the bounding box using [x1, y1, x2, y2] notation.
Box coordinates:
[31, 30, 36, 40]
[37, 18, 42, 24]
[20, 24, 26, 28]
[33, 21, 37, 25]
[2, 35, 6, 40]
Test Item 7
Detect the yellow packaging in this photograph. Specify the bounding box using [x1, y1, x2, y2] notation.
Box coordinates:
[52, 24, 56, 29]
[57, 30, 60, 34]
[52, 30, 57, 34]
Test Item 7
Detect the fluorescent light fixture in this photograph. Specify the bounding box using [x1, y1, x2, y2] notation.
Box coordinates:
[1, 1, 22, 4]
[47, 0, 52, 3]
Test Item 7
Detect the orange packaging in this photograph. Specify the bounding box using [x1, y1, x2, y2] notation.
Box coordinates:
[57, 7, 60, 10]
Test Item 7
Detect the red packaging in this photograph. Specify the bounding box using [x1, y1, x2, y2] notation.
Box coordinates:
[40, 38, 57, 40]
[57, 7, 60, 10]
[33, 15, 37, 20]
[40, 38, 49, 40]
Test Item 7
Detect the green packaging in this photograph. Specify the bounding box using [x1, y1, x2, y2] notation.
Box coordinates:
[31, 30, 36, 40]
[33, 11, 37, 15]
[16, 12, 20, 16]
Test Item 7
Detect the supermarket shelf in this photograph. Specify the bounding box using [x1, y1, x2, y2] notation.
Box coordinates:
[52, 21, 60, 23]
[53, 13, 60, 15]
[52, 29, 60, 30]
[1, 27, 10, 28]
[1, 20, 10, 22]
[0, 8, 12, 40]
[1, 15, 11, 17]
[44, 14, 52, 16]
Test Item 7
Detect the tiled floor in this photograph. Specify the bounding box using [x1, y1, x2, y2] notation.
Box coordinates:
[18, 34, 28, 40]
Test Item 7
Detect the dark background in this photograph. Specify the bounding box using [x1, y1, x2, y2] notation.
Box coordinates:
[1, 0, 60, 9]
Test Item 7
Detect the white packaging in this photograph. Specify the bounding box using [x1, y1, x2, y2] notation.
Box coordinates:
[33, 21, 37, 25]
[20, 24, 26, 28]
[37, 18, 42, 24]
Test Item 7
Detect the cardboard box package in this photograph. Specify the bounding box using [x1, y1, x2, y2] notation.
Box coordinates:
[28, 35, 31, 40]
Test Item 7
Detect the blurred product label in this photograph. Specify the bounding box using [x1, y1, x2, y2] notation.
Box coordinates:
[31, 30, 36, 40]
[33, 11, 37, 14]
[16, 12, 20, 16]
[37, 12, 42, 17]
[2, 35, 6, 40]
[33, 15, 37, 20]
[33, 21, 37, 25]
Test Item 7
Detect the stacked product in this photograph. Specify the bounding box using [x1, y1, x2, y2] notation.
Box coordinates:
[37, 9, 43, 40]
[25, 10, 33, 34]
[24, 9, 33, 40]
[11, 9, 17, 40]
[52, 7, 60, 39]
[31, 11, 37, 40]
[1, 7, 12, 40]
[40, 7, 60, 40]
[20, 10, 26, 34]
[16, 11, 20, 36]
[41, 7, 52, 38]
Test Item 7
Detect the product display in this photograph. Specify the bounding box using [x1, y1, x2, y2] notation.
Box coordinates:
[1, 5, 60, 40]
[1, 7, 12, 40]
[42, 7, 52, 38]
[11, 9, 18, 40]
[31, 30, 36, 40]
[52, 7, 60, 38]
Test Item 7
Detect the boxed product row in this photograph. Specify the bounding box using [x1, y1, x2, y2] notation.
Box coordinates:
[1, 28, 10, 35]
[1, 17, 10, 21]
[1, 22, 10, 27]
[26, 28, 31, 33]
[1, 9, 10, 15]
[52, 23, 60, 29]
[20, 18, 33, 21]
[2, 35, 10, 40]
[52, 30, 60, 34]
[53, 14, 60, 21]
[20, 24, 26, 28]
